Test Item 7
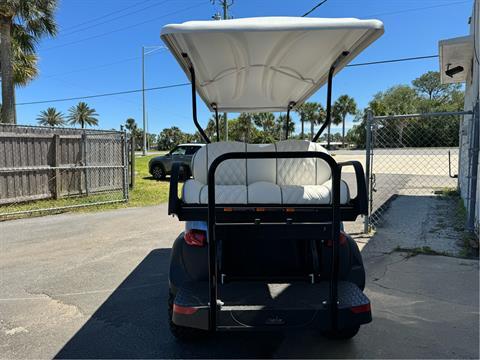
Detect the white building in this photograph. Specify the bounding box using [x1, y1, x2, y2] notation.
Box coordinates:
[440, 0, 480, 232]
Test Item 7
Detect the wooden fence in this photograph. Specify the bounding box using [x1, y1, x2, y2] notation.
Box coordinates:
[0, 124, 128, 205]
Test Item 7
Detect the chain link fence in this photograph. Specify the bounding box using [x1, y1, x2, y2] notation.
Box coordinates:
[365, 110, 473, 229]
[0, 124, 129, 219]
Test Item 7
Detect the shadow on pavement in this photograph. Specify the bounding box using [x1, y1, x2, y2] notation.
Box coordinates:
[55, 248, 286, 359]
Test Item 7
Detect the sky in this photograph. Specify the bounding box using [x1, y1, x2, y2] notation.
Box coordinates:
[16, 0, 474, 135]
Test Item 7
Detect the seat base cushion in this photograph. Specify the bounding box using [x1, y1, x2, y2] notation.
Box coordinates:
[280, 180, 350, 205]
[183, 180, 247, 204]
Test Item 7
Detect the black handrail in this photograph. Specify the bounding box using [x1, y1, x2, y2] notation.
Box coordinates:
[338, 160, 368, 215]
[206, 151, 342, 332]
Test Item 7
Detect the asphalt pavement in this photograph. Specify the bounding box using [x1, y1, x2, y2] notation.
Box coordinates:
[0, 200, 478, 359]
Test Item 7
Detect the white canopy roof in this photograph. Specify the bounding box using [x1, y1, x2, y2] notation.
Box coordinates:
[161, 17, 384, 112]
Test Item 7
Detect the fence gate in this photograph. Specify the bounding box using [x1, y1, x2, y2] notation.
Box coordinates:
[365, 109, 473, 230]
[0, 124, 129, 218]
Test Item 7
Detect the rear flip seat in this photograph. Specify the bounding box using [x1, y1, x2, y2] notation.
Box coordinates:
[182, 140, 350, 205]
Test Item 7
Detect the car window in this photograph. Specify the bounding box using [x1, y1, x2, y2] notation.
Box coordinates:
[186, 146, 202, 155]
[170, 146, 187, 156]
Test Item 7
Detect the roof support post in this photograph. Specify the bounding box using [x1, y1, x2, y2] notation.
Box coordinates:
[313, 51, 350, 143]
[285, 101, 295, 140]
[183, 53, 211, 144]
[212, 103, 220, 142]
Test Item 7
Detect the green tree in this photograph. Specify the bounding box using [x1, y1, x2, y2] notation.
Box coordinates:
[253, 112, 277, 142]
[36, 107, 64, 127]
[333, 95, 357, 148]
[158, 126, 187, 150]
[68, 102, 99, 129]
[412, 71, 461, 101]
[0, 0, 58, 123]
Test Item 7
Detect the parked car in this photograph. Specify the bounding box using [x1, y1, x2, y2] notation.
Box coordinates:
[149, 143, 204, 180]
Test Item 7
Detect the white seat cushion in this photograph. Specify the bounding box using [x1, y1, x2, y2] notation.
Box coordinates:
[183, 180, 247, 204]
[280, 180, 350, 205]
[247, 181, 282, 204]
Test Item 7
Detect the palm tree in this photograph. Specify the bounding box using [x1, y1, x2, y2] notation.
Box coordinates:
[333, 95, 357, 148]
[295, 102, 324, 140]
[37, 107, 65, 127]
[68, 102, 99, 129]
[238, 113, 254, 142]
[0, 0, 58, 124]
[276, 114, 295, 140]
[125, 118, 138, 133]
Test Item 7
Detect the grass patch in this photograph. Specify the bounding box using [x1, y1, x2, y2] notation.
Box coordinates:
[394, 246, 450, 258]
[0, 154, 177, 220]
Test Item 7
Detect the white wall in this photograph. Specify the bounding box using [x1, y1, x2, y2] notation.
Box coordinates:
[459, 0, 480, 232]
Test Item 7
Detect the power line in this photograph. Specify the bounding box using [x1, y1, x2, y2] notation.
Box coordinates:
[363, 0, 470, 18]
[16, 83, 190, 106]
[347, 54, 439, 67]
[19, 53, 442, 106]
[302, 0, 328, 17]
[42, 2, 208, 52]
[59, 1, 170, 38]
[42, 49, 167, 79]
[61, 0, 152, 32]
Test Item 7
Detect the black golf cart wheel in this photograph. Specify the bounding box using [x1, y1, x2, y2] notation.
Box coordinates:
[168, 292, 207, 341]
[152, 165, 166, 180]
[322, 325, 360, 340]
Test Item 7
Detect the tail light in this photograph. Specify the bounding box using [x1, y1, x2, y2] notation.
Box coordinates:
[326, 231, 348, 247]
[184, 229, 207, 247]
[350, 303, 371, 314]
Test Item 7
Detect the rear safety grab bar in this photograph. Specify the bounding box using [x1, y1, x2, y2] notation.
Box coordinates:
[206, 151, 343, 332]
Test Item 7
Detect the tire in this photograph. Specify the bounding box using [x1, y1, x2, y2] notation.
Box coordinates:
[151, 164, 166, 180]
[168, 291, 207, 341]
[321, 325, 360, 340]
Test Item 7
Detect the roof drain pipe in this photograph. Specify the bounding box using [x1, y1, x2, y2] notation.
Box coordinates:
[183, 53, 211, 144]
[212, 103, 220, 142]
[285, 101, 295, 140]
[313, 51, 350, 144]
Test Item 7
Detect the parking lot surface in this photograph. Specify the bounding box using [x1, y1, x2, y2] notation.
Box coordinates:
[0, 203, 478, 359]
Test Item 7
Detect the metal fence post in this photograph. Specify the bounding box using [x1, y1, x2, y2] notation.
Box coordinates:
[130, 135, 135, 189]
[53, 134, 61, 199]
[467, 101, 479, 232]
[123, 131, 129, 202]
[364, 109, 373, 233]
[82, 131, 89, 196]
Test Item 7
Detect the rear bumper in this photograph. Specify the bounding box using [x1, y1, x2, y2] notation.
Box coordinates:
[172, 281, 372, 331]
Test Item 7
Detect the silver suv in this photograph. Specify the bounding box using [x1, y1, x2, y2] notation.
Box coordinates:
[148, 143, 204, 180]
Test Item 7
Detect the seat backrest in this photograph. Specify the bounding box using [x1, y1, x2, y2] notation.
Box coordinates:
[191, 141, 246, 185]
[275, 140, 331, 185]
[190, 140, 331, 186]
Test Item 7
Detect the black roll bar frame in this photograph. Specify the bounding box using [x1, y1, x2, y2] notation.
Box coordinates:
[212, 103, 220, 142]
[285, 101, 295, 140]
[183, 53, 211, 144]
[207, 151, 342, 332]
[313, 51, 350, 143]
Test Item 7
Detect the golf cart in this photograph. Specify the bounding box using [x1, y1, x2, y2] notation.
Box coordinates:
[162, 17, 384, 339]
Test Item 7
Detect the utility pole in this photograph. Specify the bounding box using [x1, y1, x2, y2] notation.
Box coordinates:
[141, 45, 165, 155]
[142, 46, 147, 156]
[212, 0, 234, 140]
